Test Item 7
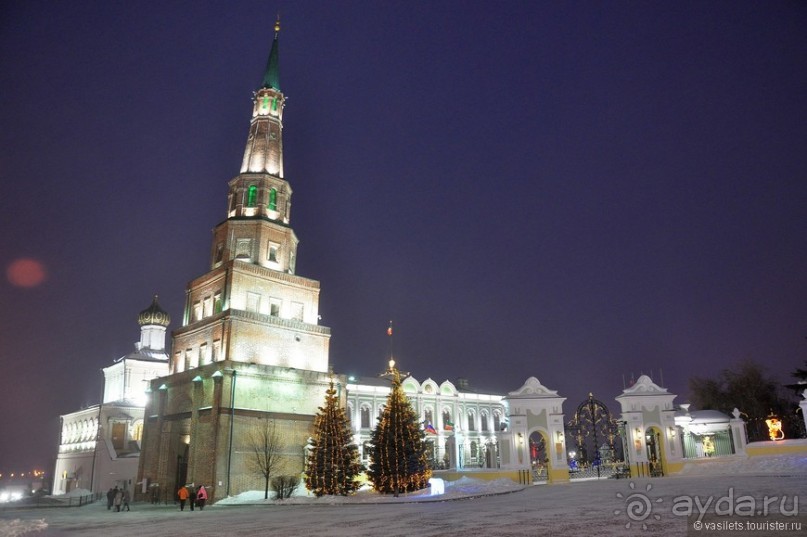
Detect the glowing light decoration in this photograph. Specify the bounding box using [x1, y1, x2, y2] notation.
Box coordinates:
[765, 417, 785, 441]
[702, 435, 715, 456]
[304, 379, 362, 497]
[367, 360, 431, 495]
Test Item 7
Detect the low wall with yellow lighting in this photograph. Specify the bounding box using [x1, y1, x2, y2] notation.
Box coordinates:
[547, 467, 570, 483]
[434, 469, 524, 484]
[434, 467, 571, 485]
[746, 439, 807, 457]
[664, 461, 685, 475]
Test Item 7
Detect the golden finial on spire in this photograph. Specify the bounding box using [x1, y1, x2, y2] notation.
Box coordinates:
[274, 13, 281, 34]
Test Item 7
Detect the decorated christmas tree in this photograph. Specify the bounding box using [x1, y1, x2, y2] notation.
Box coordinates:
[305, 379, 362, 497]
[368, 359, 432, 495]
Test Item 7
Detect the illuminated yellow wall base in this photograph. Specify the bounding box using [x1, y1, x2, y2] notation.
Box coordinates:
[746, 440, 807, 457]
[547, 467, 570, 483]
[436, 470, 523, 484]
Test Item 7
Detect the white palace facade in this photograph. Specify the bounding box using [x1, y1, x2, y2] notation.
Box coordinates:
[347, 375, 507, 470]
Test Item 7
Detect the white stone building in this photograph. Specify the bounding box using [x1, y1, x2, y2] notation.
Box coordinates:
[346, 374, 507, 470]
[52, 297, 170, 494]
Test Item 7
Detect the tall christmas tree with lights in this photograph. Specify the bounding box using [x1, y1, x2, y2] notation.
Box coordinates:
[305, 379, 362, 497]
[368, 354, 431, 495]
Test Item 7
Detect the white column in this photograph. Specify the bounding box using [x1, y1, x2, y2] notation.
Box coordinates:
[730, 408, 747, 455]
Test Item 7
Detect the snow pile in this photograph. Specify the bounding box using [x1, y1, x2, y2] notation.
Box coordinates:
[216, 476, 524, 506]
[678, 454, 807, 476]
[0, 519, 47, 536]
[50, 488, 92, 499]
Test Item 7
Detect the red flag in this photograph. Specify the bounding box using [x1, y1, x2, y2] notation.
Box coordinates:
[387, 322, 393, 336]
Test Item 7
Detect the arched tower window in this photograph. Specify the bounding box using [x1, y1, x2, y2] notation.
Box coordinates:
[132, 420, 144, 442]
[268, 188, 278, 211]
[247, 185, 258, 207]
[360, 406, 371, 429]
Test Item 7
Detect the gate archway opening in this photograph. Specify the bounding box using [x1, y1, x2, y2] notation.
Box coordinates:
[565, 393, 624, 480]
[645, 426, 665, 476]
[528, 431, 549, 483]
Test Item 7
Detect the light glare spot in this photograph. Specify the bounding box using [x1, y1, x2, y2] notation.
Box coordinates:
[6, 258, 47, 287]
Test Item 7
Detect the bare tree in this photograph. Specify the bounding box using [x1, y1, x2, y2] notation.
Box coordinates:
[248, 418, 285, 499]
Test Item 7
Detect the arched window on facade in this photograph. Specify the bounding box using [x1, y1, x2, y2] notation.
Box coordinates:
[424, 408, 433, 426]
[442, 409, 452, 430]
[268, 188, 278, 211]
[132, 420, 144, 442]
[493, 411, 502, 432]
[247, 185, 258, 207]
[470, 441, 478, 461]
[481, 411, 489, 432]
[467, 411, 476, 431]
[360, 406, 370, 429]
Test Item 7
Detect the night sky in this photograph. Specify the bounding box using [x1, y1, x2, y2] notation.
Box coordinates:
[2, 2, 805, 474]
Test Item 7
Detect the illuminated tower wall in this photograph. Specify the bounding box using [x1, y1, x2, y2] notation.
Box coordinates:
[136, 24, 339, 503]
[170, 26, 330, 375]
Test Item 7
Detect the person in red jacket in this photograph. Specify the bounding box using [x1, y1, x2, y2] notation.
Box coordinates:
[195, 485, 208, 510]
[177, 485, 189, 511]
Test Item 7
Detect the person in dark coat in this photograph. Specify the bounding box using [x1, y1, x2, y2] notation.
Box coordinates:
[189, 486, 197, 511]
[122, 488, 131, 511]
[106, 487, 115, 510]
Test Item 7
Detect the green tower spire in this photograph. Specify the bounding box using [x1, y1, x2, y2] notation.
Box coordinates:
[261, 16, 281, 91]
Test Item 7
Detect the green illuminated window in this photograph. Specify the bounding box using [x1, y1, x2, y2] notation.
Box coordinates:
[268, 188, 277, 211]
[262, 96, 270, 109]
[247, 185, 257, 207]
[272, 97, 278, 111]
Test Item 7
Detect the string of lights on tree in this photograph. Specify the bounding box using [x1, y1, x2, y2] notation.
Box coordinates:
[367, 353, 431, 496]
[304, 379, 362, 496]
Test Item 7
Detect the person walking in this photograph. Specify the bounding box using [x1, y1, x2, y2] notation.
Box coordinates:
[113, 488, 123, 512]
[177, 485, 189, 511]
[188, 485, 197, 511]
[122, 488, 131, 511]
[195, 485, 208, 511]
[106, 487, 115, 510]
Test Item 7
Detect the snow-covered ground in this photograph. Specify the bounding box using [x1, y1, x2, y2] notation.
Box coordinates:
[1, 455, 805, 537]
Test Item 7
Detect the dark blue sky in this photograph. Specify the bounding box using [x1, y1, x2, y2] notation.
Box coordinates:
[1, 1, 805, 472]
